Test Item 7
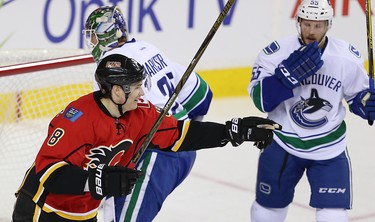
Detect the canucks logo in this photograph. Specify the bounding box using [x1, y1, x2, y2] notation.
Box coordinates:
[263, 41, 280, 55]
[290, 89, 332, 129]
[349, 45, 361, 58]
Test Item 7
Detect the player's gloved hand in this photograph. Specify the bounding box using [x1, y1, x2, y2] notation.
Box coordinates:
[225, 117, 282, 149]
[350, 89, 375, 125]
[275, 41, 324, 89]
[88, 164, 143, 200]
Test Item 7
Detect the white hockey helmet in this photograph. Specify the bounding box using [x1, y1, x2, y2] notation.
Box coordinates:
[296, 0, 334, 28]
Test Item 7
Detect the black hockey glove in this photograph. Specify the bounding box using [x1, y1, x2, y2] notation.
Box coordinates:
[225, 117, 281, 149]
[275, 41, 324, 89]
[88, 164, 143, 200]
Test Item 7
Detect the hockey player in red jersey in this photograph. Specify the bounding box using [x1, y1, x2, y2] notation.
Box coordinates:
[12, 54, 280, 222]
[82, 6, 216, 222]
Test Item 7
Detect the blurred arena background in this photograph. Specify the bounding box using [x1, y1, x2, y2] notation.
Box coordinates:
[1, 0, 374, 221]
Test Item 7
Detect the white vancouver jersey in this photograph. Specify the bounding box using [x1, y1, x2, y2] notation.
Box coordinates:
[101, 38, 211, 120]
[248, 35, 369, 160]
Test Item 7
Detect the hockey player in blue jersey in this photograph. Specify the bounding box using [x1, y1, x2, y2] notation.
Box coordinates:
[247, 0, 375, 221]
[83, 6, 214, 222]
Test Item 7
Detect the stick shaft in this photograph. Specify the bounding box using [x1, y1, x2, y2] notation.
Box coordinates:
[363, 0, 375, 125]
[129, 0, 236, 166]
[366, 0, 375, 91]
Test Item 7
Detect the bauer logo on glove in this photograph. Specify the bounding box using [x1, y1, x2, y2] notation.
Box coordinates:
[225, 117, 281, 149]
[88, 164, 143, 200]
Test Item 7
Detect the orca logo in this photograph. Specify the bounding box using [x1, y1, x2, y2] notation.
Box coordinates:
[290, 88, 332, 129]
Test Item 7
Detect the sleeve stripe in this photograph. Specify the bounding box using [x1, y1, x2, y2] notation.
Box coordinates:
[16, 162, 36, 195]
[32, 161, 68, 203]
[171, 121, 191, 152]
[42, 203, 98, 220]
[252, 81, 265, 112]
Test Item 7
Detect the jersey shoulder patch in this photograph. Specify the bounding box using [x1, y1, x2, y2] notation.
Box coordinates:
[349, 44, 361, 58]
[263, 41, 280, 55]
[63, 107, 83, 122]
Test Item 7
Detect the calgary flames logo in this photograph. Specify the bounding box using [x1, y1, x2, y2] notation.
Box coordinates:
[84, 139, 132, 170]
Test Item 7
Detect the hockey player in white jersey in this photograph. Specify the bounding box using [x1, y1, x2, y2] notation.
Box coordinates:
[247, 0, 375, 221]
[83, 6, 213, 222]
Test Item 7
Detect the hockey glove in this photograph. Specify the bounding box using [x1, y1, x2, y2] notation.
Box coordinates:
[88, 164, 143, 200]
[350, 89, 375, 125]
[275, 41, 324, 89]
[225, 117, 281, 149]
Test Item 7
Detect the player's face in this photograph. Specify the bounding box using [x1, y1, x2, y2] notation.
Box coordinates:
[82, 29, 98, 51]
[122, 81, 145, 111]
[90, 33, 98, 46]
[300, 19, 328, 45]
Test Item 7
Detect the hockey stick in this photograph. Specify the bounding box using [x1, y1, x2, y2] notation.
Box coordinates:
[366, 0, 375, 93]
[128, 0, 237, 166]
[362, 0, 375, 125]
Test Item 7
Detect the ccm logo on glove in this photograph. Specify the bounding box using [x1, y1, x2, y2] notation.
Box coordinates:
[278, 64, 299, 85]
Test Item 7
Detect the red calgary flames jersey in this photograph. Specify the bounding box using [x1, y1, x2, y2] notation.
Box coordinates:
[20, 92, 183, 220]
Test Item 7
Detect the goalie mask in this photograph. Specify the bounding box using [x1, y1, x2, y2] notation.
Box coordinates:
[95, 54, 149, 99]
[83, 6, 128, 62]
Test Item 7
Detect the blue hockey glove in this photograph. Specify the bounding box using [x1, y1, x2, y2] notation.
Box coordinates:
[275, 42, 324, 89]
[350, 90, 375, 125]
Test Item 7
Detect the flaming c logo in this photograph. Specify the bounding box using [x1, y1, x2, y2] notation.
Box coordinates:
[85, 139, 132, 169]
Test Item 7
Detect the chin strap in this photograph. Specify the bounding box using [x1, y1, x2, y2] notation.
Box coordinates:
[108, 84, 131, 116]
[110, 93, 129, 116]
[117, 104, 124, 116]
